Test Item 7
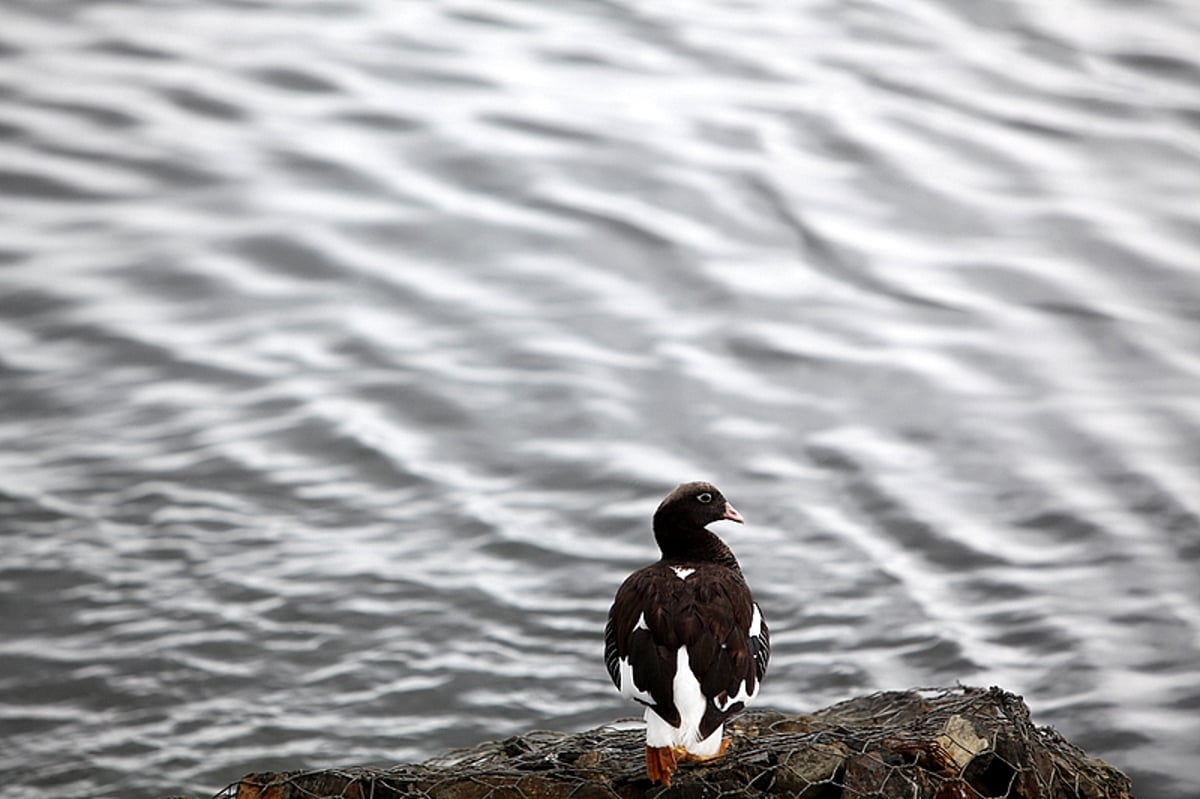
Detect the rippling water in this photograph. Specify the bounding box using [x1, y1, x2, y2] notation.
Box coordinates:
[2, 1, 1199, 797]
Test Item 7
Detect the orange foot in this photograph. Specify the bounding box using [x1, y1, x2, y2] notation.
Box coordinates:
[678, 738, 732, 763]
[645, 745, 678, 786]
[647, 739, 733, 784]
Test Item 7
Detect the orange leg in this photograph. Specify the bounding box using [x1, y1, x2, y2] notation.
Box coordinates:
[645, 745, 679, 786]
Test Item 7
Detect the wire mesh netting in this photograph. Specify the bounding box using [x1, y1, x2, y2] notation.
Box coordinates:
[215, 686, 1133, 799]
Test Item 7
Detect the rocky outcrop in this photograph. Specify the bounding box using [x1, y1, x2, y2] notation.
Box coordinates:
[218, 686, 1133, 799]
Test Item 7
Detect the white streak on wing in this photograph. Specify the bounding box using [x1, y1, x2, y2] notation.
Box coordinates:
[714, 676, 759, 712]
[715, 604, 766, 713]
[671, 566, 695, 580]
[634, 613, 649, 631]
[618, 657, 654, 704]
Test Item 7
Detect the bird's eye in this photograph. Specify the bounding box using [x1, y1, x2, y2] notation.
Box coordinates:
[697, 492, 713, 504]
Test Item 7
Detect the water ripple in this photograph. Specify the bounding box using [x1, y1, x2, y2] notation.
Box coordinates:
[1, 1, 1199, 798]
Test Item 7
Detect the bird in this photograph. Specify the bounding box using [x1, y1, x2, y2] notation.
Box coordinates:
[604, 481, 769, 786]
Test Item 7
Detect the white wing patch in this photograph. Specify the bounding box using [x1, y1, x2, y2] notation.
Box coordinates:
[714, 676, 759, 712]
[671, 566, 696, 580]
[618, 613, 654, 703]
[618, 657, 654, 704]
[716, 603, 766, 712]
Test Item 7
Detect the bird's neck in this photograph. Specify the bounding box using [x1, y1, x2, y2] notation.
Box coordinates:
[654, 522, 741, 570]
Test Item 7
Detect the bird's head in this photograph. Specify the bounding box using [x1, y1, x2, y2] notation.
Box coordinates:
[654, 481, 744, 532]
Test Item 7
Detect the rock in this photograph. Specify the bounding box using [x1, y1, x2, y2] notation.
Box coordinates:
[773, 740, 851, 796]
[215, 686, 1133, 799]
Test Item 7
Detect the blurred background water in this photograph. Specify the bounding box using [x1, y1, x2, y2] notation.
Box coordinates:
[1, 1, 1199, 797]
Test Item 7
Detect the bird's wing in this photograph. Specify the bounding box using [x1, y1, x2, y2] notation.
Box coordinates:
[685, 575, 764, 710]
[751, 603, 770, 684]
[605, 567, 668, 714]
[605, 564, 766, 730]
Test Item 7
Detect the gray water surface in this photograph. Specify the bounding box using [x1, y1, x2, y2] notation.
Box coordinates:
[2, 2, 1199, 798]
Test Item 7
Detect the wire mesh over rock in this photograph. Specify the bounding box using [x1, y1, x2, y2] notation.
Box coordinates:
[217, 686, 1133, 799]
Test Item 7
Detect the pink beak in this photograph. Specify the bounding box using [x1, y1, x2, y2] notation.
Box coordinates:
[723, 502, 745, 524]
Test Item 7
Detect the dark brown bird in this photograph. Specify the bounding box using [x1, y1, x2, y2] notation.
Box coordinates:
[604, 481, 769, 785]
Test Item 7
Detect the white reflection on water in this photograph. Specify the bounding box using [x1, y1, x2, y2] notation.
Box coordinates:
[1, 1, 1199, 798]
